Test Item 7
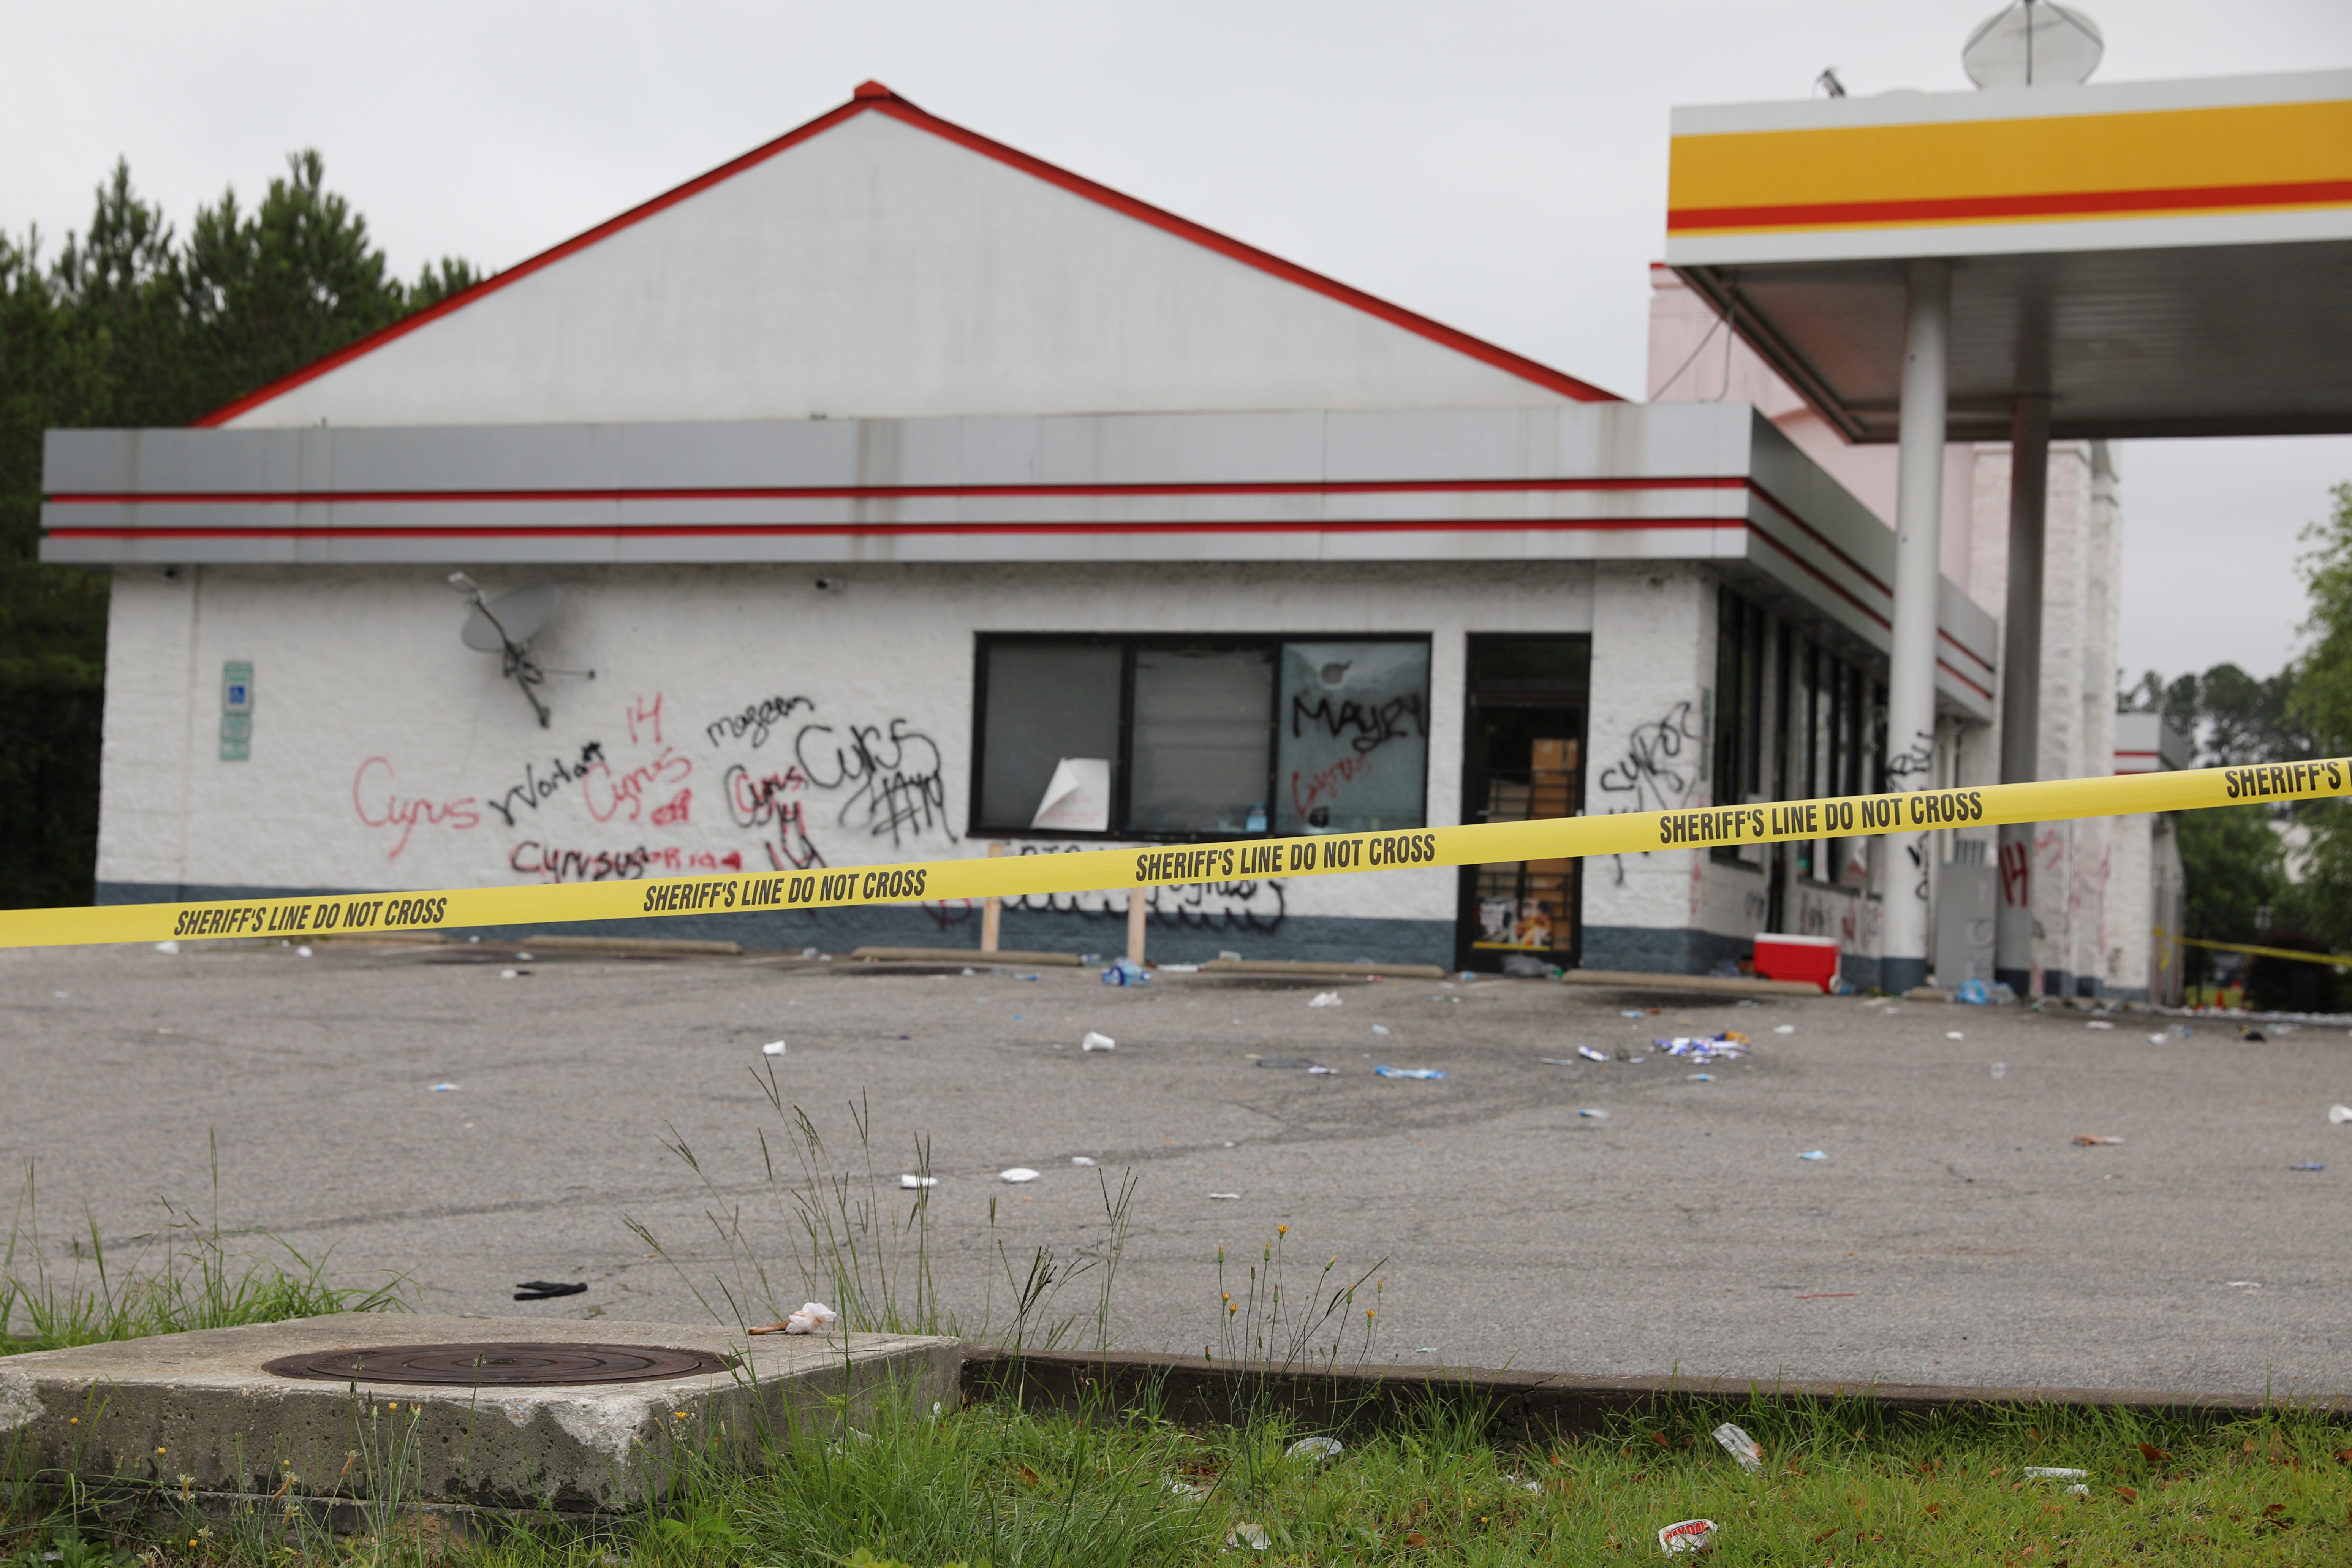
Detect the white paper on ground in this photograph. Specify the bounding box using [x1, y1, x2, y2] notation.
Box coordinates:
[1030, 758, 1112, 832]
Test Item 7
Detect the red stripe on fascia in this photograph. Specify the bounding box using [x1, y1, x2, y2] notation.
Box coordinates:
[1667, 177, 2352, 234]
[1748, 530, 1994, 700]
[1743, 480, 1995, 676]
[196, 90, 1618, 428]
[50, 475, 1740, 507]
[44, 515, 1735, 541]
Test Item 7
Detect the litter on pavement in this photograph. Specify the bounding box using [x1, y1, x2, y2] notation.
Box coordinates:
[899, 1174, 938, 1189]
[1101, 958, 1149, 986]
[1687, 1073, 1713, 1081]
[1081, 1031, 1116, 1052]
[1308, 991, 1342, 1007]
[1991, 1062, 2007, 1078]
[2086, 1019, 2115, 1030]
[1621, 1009, 1645, 1019]
[1285, 1437, 1344, 1462]
[1208, 1192, 1242, 1200]
[2073, 1134, 2124, 1146]
[2148, 1033, 2170, 1044]
[1657, 1519, 1718, 1555]
[1956, 977, 1991, 1004]
[1371, 1024, 1390, 1035]
[1257, 1057, 1329, 1071]
[1797, 1150, 1827, 1161]
[761, 1040, 786, 1056]
[1711, 1422, 1763, 1473]
[1578, 1108, 1609, 1119]
[1946, 1030, 1965, 1040]
[2291, 1161, 2326, 1171]
[1374, 1065, 1447, 1080]
[1774, 1024, 1795, 1034]
[429, 1082, 458, 1092]
[1577, 1045, 1610, 1062]
[1000, 1167, 1040, 1183]
[749, 1301, 839, 1335]
[1657, 1031, 1749, 1063]
[154, 940, 179, 955]
[2330, 1104, 2352, 1124]
[513, 1281, 586, 1302]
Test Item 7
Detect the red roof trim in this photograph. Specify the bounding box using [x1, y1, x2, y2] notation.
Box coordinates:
[195, 85, 1616, 427]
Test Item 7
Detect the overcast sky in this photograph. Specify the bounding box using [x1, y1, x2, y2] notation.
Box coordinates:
[10, 0, 2350, 683]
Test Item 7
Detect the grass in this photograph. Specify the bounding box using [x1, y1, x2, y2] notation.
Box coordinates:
[11, 1382, 2344, 1566]
[0, 1139, 410, 1354]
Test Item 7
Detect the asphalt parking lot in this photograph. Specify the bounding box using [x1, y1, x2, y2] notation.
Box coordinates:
[3, 937, 2347, 1397]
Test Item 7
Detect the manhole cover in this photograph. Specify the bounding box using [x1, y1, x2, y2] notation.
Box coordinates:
[261, 1342, 738, 1386]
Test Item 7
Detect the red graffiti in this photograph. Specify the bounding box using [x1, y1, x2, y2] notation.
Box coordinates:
[650, 789, 691, 826]
[1999, 839, 2031, 907]
[351, 756, 479, 861]
[508, 841, 742, 883]
[584, 745, 693, 823]
[1291, 752, 1376, 815]
[626, 693, 664, 747]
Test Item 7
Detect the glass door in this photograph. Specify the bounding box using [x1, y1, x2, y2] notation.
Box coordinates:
[1456, 638, 1589, 973]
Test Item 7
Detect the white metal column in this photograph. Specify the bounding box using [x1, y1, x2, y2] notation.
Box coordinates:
[1880, 259, 1950, 995]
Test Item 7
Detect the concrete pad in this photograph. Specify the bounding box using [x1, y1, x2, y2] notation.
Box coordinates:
[0, 1314, 956, 1514]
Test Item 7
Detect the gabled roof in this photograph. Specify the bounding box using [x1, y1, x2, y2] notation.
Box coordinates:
[201, 82, 1617, 428]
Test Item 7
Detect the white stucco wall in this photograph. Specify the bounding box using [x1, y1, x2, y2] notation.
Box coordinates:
[94, 560, 1604, 943]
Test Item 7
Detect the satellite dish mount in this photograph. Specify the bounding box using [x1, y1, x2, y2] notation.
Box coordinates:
[448, 574, 594, 728]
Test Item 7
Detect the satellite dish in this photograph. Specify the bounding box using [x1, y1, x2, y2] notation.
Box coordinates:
[461, 582, 561, 652]
[448, 574, 592, 728]
[1963, 0, 2102, 90]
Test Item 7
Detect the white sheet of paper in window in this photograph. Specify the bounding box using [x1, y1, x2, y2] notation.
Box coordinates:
[1030, 757, 1111, 832]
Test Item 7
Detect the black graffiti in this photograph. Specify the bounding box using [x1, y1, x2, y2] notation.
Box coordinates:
[1003, 845, 1285, 931]
[482, 741, 606, 829]
[1594, 701, 1702, 813]
[794, 718, 952, 848]
[705, 694, 815, 749]
[1290, 692, 1427, 755]
[1885, 728, 1937, 781]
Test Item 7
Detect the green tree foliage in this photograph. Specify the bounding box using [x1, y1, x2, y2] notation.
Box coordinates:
[2282, 483, 2352, 957]
[0, 154, 476, 908]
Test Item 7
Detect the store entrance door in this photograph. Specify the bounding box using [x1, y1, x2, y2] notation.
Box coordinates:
[1456, 638, 1589, 973]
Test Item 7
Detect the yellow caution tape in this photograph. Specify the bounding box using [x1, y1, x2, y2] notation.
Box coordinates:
[2155, 931, 2352, 969]
[3, 759, 2343, 953]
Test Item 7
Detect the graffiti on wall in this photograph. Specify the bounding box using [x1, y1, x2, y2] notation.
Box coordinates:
[1593, 701, 1704, 814]
[1593, 700, 1706, 887]
[351, 756, 481, 860]
[998, 843, 1287, 932]
[347, 689, 956, 886]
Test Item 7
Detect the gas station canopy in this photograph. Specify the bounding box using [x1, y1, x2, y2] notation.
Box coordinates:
[1666, 69, 2352, 442]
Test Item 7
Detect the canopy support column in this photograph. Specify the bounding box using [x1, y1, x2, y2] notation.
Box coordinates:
[1880, 259, 1950, 996]
[1995, 393, 2051, 996]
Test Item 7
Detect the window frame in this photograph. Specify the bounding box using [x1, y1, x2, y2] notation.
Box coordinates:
[970, 631, 1433, 842]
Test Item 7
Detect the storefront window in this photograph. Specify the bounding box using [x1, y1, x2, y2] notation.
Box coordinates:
[973, 634, 1429, 839]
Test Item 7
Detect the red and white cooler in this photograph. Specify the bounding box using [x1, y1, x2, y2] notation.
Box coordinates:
[1752, 932, 1840, 992]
